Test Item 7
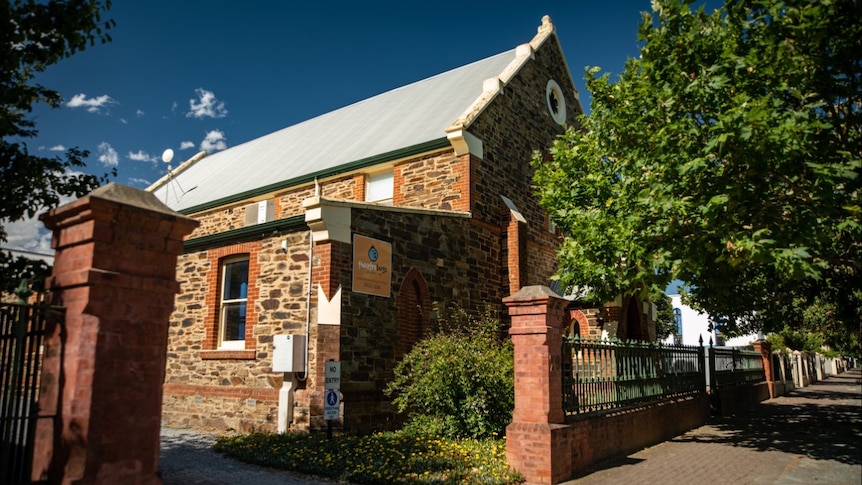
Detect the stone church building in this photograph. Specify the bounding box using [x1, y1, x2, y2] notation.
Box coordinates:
[150, 16, 655, 434]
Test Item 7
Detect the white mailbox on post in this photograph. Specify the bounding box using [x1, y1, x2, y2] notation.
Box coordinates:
[272, 335, 306, 372]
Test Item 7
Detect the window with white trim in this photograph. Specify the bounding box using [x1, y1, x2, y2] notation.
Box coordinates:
[366, 170, 393, 204]
[219, 256, 249, 350]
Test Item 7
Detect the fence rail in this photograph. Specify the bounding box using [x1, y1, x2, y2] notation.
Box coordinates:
[562, 336, 705, 416]
[709, 346, 765, 389]
[1, 300, 62, 485]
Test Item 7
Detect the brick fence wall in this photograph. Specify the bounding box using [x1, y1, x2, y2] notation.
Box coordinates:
[504, 285, 711, 485]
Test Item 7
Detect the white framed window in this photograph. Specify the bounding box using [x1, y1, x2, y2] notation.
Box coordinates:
[219, 256, 249, 350]
[366, 170, 393, 204]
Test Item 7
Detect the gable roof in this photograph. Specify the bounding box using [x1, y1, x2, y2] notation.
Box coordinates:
[150, 16, 572, 214]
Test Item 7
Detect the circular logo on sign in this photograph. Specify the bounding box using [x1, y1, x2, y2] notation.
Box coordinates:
[368, 245, 379, 262]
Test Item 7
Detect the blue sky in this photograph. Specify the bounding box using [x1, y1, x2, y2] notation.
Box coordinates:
[8, 0, 720, 254]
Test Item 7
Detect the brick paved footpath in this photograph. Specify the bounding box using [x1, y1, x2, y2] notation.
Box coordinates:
[564, 368, 862, 485]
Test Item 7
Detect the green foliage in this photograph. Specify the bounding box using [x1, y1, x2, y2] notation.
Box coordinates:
[214, 431, 523, 485]
[533, 0, 861, 343]
[0, 252, 50, 296]
[768, 327, 823, 354]
[1, 0, 116, 287]
[385, 305, 514, 440]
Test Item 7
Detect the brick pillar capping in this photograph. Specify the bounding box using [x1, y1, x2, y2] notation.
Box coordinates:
[752, 339, 775, 399]
[504, 285, 570, 484]
[33, 183, 198, 485]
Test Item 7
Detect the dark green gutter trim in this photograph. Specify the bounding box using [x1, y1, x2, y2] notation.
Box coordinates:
[178, 137, 451, 215]
[183, 215, 306, 253]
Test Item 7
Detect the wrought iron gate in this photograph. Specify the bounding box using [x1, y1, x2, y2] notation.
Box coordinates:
[1, 300, 61, 484]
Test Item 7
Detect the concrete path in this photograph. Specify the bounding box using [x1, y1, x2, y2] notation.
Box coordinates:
[159, 427, 344, 485]
[565, 368, 862, 485]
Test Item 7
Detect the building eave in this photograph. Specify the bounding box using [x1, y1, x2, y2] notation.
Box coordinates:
[182, 215, 307, 253]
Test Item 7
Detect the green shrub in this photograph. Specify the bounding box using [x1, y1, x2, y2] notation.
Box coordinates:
[385, 305, 514, 440]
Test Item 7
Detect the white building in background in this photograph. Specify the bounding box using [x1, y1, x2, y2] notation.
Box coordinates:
[664, 294, 761, 348]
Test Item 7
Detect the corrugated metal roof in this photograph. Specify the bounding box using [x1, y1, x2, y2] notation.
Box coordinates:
[152, 49, 517, 213]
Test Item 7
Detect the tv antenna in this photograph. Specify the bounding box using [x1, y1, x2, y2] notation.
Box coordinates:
[161, 148, 197, 204]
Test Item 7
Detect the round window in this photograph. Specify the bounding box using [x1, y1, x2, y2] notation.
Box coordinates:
[545, 79, 566, 125]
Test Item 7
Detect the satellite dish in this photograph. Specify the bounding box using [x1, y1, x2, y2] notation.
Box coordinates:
[161, 148, 174, 164]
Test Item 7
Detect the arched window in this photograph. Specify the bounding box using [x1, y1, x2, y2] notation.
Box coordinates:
[673, 308, 682, 335]
[395, 268, 430, 358]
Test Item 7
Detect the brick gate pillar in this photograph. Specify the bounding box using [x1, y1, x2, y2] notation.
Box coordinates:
[752, 339, 774, 398]
[504, 285, 570, 484]
[32, 183, 198, 485]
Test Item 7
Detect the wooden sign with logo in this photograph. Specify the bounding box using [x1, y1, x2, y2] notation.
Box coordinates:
[352, 234, 392, 297]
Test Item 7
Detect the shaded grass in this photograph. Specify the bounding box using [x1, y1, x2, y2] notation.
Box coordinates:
[213, 431, 523, 484]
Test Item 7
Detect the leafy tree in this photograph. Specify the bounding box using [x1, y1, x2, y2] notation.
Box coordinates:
[533, 0, 860, 345]
[385, 305, 514, 440]
[653, 292, 676, 340]
[1, 0, 115, 292]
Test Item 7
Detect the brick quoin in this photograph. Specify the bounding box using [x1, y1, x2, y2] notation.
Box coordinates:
[352, 173, 366, 201]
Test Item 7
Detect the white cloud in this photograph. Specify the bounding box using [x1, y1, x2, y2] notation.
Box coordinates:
[38, 144, 66, 152]
[3, 215, 53, 254]
[180, 140, 196, 150]
[200, 130, 227, 153]
[128, 150, 157, 164]
[97, 142, 119, 167]
[187, 88, 227, 119]
[2, 181, 77, 254]
[66, 93, 116, 113]
[127, 177, 151, 188]
[136, 109, 145, 117]
[120, 118, 128, 124]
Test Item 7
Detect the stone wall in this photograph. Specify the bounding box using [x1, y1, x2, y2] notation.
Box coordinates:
[395, 151, 468, 211]
[162, 195, 512, 433]
[162, 231, 311, 432]
[336, 207, 502, 432]
[467, 36, 580, 288]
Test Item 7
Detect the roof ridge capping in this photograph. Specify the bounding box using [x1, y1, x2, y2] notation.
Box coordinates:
[446, 15, 576, 142]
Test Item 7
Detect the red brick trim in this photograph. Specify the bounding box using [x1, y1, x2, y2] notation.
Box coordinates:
[505, 214, 526, 295]
[163, 383, 278, 401]
[199, 350, 256, 360]
[353, 173, 366, 201]
[568, 309, 589, 336]
[203, 241, 262, 350]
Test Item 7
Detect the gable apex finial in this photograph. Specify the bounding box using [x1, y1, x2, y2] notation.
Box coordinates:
[540, 15, 553, 33]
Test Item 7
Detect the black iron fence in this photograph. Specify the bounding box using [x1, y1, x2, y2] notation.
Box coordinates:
[709, 346, 765, 389]
[562, 335, 705, 416]
[1, 300, 62, 484]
